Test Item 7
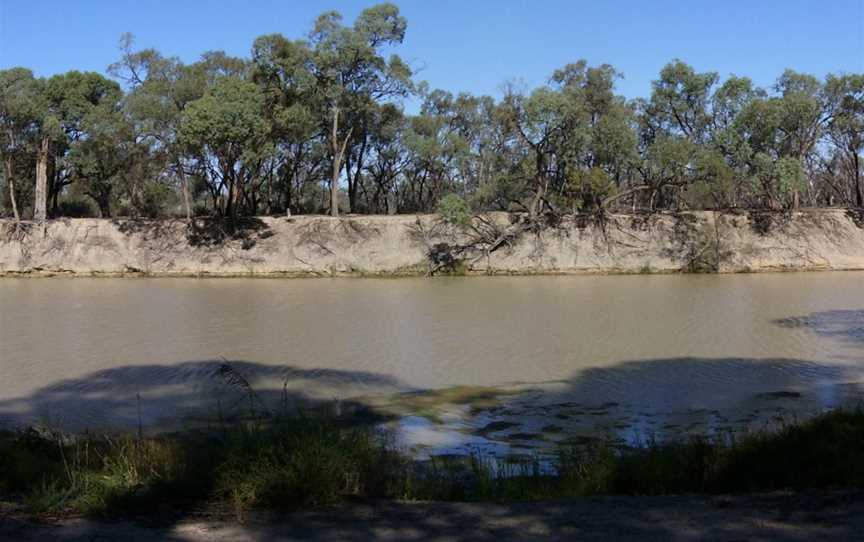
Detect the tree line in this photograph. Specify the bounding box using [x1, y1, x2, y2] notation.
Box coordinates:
[1, 3, 863, 222]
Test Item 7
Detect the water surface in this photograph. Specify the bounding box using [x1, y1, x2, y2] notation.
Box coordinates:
[2, 274, 864, 453]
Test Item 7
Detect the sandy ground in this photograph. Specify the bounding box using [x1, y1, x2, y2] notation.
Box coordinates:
[5, 210, 864, 277]
[2, 491, 862, 541]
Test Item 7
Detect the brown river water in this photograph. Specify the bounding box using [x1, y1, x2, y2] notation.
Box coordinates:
[2, 274, 864, 456]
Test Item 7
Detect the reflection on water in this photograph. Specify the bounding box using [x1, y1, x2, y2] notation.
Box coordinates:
[2, 274, 864, 455]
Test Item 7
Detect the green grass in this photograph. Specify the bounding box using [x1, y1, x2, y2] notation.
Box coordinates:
[2, 409, 864, 519]
[0, 418, 409, 519]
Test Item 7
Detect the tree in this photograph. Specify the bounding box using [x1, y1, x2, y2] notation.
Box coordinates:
[644, 60, 718, 144]
[500, 84, 572, 217]
[65, 101, 135, 217]
[825, 74, 864, 206]
[0, 68, 39, 221]
[31, 71, 122, 219]
[251, 33, 320, 215]
[179, 76, 270, 218]
[110, 34, 209, 220]
[307, 3, 412, 216]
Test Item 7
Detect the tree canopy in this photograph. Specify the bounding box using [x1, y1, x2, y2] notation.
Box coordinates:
[1, 4, 863, 221]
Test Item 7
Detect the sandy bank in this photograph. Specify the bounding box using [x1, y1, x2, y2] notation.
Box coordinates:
[3, 210, 864, 277]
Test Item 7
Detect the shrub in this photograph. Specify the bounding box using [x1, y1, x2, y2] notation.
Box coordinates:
[437, 193, 472, 227]
[57, 197, 98, 218]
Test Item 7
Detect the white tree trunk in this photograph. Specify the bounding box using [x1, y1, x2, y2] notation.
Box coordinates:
[34, 135, 49, 221]
[4, 158, 19, 222]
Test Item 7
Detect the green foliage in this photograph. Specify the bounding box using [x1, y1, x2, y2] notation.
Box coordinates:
[436, 193, 472, 227]
[180, 77, 269, 153]
[2, 9, 864, 219]
[564, 167, 616, 212]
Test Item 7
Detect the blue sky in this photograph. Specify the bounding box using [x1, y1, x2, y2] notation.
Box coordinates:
[1, 0, 862, 104]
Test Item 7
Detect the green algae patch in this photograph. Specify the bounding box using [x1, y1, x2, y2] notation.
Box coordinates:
[366, 386, 524, 424]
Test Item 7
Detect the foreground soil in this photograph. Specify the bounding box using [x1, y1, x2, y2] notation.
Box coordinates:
[2, 491, 862, 541]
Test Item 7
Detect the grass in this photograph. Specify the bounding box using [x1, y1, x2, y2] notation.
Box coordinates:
[0, 417, 409, 520]
[2, 409, 864, 519]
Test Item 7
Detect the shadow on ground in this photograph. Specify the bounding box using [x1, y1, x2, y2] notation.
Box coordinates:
[2, 491, 863, 541]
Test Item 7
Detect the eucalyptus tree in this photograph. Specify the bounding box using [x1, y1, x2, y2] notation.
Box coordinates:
[401, 88, 472, 211]
[179, 75, 271, 218]
[251, 33, 321, 214]
[727, 71, 828, 209]
[31, 71, 122, 219]
[64, 96, 135, 217]
[110, 34, 210, 219]
[704, 76, 765, 207]
[362, 103, 407, 213]
[0, 68, 40, 221]
[644, 60, 718, 144]
[499, 83, 572, 217]
[551, 63, 638, 211]
[636, 61, 723, 209]
[824, 74, 864, 206]
[307, 3, 412, 216]
[497, 61, 638, 215]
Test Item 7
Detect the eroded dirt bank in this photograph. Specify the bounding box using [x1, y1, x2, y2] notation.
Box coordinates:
[3, 209, 864, 277]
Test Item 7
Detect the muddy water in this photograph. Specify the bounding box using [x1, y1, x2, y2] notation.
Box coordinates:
[2, 275, 864, 454]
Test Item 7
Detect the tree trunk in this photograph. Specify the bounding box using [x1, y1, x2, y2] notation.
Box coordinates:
[330, 107, 341, 217]
[226, 177, 236, 218]
[347, 134, 366, 213]
[529, 150, 546, 219]
[177, 160, 192, 221]
[98, 197, 112, 218]
[329, 106, 354, 218]
[4, 157, 19, 222]
[34, 135, 49, 221]
[854, 152, 862, 208]
[89, 187, 112, 218]
[284, 168, 293, 217]
[46, 155, 56, 218]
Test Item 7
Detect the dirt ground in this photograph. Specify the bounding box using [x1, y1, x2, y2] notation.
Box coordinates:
[2, 491, 862, 541]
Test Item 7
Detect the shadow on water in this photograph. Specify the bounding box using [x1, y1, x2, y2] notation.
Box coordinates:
[3, 309, 864, 537]
[434, 307, 864, 455]
[773, 309, 864, 347]
[2, 354, 864, 449]
[0, 360, 407, 433]
[400, 356, 864, 458]
[2, 355, 864, 540]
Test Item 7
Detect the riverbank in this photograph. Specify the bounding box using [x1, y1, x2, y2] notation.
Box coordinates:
[3, 209, 864, 277]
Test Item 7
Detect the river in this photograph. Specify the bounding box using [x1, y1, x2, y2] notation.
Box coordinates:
[2, 274, 864, 455]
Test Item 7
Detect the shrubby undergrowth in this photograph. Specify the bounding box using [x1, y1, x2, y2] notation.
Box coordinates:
[2, 409, 864, 519]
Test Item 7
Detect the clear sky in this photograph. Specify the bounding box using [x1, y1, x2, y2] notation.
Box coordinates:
[1, 0, 863, 104]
